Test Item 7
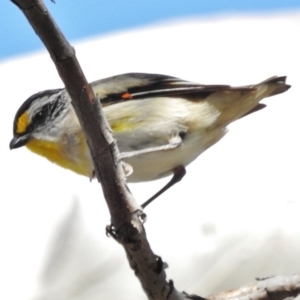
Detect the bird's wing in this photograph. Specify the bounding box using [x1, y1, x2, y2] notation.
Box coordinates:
[91, 73, 254, 106]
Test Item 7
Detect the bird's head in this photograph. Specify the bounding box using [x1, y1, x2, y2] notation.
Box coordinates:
[10, 89, 67, 150]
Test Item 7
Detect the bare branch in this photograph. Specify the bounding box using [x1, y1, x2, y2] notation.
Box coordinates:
[10, 0, 190, 299]
[208, 275, 300, 300]
[10, 2, 299, 300]
[11, 0, 139, 228]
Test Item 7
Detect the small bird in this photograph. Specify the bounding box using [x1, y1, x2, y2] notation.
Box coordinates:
[10, 73, 290, 207]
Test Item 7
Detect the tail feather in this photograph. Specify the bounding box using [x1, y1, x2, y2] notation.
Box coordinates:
[259, 76, 291, 97]
[240, 103, 267, 119]
[210, 75, 290, 127]
[239, 76, 290, 119]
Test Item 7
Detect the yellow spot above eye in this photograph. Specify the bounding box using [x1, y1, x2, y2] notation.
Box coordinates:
[16, 111, 29, 134]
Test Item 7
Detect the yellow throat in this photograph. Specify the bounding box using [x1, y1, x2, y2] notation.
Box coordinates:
[26, 137, 92, 177]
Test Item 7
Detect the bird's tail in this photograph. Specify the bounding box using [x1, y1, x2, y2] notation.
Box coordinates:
[257, 76, 291, 97]
[208, 76, 291, 127]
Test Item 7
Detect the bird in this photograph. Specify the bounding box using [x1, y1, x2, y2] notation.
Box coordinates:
[10, 73, 290, 208]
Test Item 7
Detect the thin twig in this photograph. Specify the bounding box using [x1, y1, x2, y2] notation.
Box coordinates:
[10, 0, 188, 299]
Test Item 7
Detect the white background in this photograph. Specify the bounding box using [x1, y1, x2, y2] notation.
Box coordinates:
[0, 11, 300, 300]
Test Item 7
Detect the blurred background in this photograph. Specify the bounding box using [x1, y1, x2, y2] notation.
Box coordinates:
[1, 1, 300, 299]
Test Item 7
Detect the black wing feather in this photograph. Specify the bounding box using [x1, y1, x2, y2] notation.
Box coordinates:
[98, 73, 243, 106]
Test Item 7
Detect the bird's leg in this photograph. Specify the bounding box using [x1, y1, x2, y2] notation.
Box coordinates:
[117, 133, 185, 208]
[91, 138, 180, 181]
[141, 165, 186, 209]
[120, 134, 183, 159]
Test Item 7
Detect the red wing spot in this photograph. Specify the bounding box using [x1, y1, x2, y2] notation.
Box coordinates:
[121, 92, 132, 99]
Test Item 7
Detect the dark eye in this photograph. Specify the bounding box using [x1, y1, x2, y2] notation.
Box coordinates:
[34, 109, 47, 123]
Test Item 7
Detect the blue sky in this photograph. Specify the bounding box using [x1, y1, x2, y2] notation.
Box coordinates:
[1, 0, 300, 60]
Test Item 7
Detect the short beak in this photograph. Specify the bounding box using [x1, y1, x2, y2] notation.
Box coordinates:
[9, 134, 30, 149]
